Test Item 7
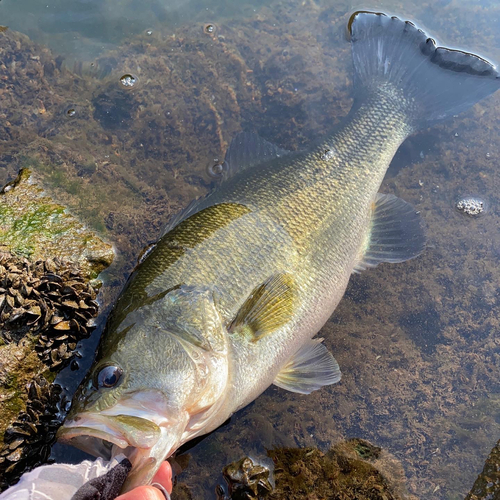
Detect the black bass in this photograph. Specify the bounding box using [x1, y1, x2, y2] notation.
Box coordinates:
[58, 11, 500, 491]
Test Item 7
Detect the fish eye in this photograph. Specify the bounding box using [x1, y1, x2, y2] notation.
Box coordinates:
[96, 365, 123, 388]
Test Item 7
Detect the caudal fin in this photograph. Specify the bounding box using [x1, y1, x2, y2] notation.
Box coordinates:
[348, 11, 500, 127]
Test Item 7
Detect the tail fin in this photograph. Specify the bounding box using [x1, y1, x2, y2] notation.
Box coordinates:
[348, 11, 500, 126]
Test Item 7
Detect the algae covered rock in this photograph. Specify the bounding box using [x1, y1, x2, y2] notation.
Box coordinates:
[208, 439, 413, 500]
[266, 440, 407, 500]
[0, 169, 114, 489]
[0, 169, 114, 278]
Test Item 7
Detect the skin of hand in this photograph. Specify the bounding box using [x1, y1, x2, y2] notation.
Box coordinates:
[116, 462, 173, 500]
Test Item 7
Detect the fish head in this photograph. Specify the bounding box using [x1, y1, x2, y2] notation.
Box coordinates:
[57, 285, 229, 491]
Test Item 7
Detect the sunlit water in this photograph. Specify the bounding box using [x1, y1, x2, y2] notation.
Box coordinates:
[1, 0, 500, 498]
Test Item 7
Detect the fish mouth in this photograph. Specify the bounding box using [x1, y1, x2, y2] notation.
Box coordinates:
[57, 413, 161, 460]
[57, 391, 189, 491]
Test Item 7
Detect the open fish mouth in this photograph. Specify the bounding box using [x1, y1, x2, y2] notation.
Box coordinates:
[57, 389, 172, 459]
[57, 412, 162, 460]
[57, 412, 178, 491]
[57, 391, 190, 490]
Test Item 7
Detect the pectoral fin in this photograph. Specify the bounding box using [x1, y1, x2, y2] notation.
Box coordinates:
[273, 338, 341, 394]
[354, 193, 425, 273]
[229, 273, 295, 342]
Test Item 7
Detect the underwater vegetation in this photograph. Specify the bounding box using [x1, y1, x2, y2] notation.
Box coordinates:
[172, 439, 411, 500]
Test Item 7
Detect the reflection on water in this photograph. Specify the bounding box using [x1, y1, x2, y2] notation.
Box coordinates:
[1, 0, 500, 498]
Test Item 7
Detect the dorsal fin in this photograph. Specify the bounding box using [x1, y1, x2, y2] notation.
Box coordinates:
[160, 196, 207, 237]
[222, 132, 292, 181]
[354, 193, 425, 273]
[161, 133, 291, 236]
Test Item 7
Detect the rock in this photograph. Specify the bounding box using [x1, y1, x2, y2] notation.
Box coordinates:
[222, 457, 272, 500]
[265, 440, 409, 500]
[0, 171, 113, 489]
[0, 169, 114, 279]
[208, 439, 413, 500]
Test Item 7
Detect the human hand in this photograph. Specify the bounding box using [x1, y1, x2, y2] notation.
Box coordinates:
[116, 462, 173, 500]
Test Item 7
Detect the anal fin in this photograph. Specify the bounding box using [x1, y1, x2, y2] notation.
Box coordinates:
[354, 193, 425, 273]
[273, 338, 341, 394]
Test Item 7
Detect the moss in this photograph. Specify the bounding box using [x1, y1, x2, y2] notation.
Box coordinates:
[3, 390, 24, 420]
[42, 369, 57, 385]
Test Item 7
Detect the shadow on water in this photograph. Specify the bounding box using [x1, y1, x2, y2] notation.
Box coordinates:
[1, 0, 500, 498]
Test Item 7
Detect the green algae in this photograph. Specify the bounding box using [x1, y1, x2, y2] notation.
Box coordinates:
[0, 169, 114, 279]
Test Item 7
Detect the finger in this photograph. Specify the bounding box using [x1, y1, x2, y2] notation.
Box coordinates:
[151, 462, 173, 493]
[116, 485, 166, 500]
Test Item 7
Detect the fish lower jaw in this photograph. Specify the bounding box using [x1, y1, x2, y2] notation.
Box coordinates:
[57, 421, 132, 460]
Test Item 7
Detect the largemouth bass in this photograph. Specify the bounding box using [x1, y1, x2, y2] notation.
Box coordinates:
[58, 11, 500, 491]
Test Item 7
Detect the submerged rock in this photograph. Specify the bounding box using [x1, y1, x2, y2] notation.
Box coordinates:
[222, 457, 272, 500]
[265, 440, 407, 500]
[198, 438, 412, 500]
[0, 170, 113, 489]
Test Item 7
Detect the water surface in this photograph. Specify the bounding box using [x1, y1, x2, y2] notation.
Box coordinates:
[1, 0, 500, 498]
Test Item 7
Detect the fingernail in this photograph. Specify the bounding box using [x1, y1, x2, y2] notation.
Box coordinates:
[152, 482, 171, 500]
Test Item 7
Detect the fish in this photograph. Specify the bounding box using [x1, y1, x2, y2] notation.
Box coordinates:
[57, 11, 500, 492]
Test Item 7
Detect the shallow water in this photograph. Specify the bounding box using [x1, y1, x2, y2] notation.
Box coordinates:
[1, 0, 500, 498]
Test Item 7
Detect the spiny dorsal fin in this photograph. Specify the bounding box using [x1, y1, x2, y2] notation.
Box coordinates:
[163, 133, 291, 235]
[354, 193, 425, 273]
[222, 132, 292, 181]
[228, 273, 295, 342]
[274, 338, 341, 394]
